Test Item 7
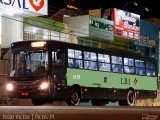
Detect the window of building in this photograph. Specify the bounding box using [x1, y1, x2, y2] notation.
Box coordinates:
[24, 25, 68, 42]
[78, 39, 99, 48]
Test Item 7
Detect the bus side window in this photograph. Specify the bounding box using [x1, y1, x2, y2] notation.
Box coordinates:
[124, 58, 135, 74]
[112, 56, 123, 73]
[52, 51, 56, 65]
[68, 49, 83, 69]
[84, 51, 97, 70]
[57, 51, 65, 66]
[135, 60, 145, 75]
[98, 54, 111, 72]
[146, 61, 155, 76]
[52, 50, 65, 66]
[68, 59, 74, 67]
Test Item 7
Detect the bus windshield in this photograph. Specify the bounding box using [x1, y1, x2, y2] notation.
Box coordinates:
[9, 50, 48, 77]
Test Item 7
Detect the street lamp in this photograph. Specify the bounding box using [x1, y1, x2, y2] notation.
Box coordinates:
[122, 1, 138, 9]
[136, 7, 149, 13]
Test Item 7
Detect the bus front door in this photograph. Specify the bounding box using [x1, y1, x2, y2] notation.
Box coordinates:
[51, 50, 68, 99]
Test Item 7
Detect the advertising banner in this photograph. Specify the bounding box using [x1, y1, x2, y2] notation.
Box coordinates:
[113, 8, 140, 40]
[64, 15, 114, 41]
[0, 0, 48, 16]
[89, 16, 114, 41]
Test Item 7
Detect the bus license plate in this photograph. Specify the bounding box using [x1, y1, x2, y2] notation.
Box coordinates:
[21, 92, 29, 96]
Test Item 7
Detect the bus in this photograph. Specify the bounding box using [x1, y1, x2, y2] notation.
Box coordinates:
[6, 40, 158, 106]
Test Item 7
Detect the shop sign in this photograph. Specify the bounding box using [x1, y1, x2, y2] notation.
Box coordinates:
[113, 8, 140, 40]
[89, 16, 114, 41]
[0, 0, 48, 15]
[140, 36, 156, 46]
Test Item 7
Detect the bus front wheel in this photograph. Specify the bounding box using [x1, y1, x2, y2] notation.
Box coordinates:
[118, 90, 136, 106]
[66, 87, 81, 106]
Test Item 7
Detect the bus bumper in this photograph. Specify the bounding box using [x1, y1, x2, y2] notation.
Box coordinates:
[7, 89, 52, 99]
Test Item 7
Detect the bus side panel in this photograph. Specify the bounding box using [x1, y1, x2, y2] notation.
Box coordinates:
[136, 90, 157, 99]
[81, 87, 128, 100]
[67, 68, 157, 100]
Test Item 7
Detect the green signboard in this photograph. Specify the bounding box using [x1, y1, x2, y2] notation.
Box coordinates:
[24, 17, 65, 32]
[89, 16, 114, 41]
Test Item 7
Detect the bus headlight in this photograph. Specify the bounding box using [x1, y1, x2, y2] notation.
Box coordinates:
[39, 82, 49, 90]
[6, 83, 14, 91]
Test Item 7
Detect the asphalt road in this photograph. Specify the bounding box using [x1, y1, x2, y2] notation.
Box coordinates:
[0, 105, 159, 120]
[0, 99, 159, 120]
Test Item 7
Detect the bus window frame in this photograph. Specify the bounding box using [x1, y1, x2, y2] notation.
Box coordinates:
[123, 57, 135, 74]
[83, 51, 98, 71]
[98, 53, 111, 72]
[146, 60, 156, 77]
[68, 48, 83, 69]
[135, 59, 146, 76]
[111, 55, 124, 73]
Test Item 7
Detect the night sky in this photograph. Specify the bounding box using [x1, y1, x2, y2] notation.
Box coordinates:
[49, 0, 160, 19]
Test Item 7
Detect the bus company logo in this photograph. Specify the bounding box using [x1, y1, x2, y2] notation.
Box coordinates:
[133, 78, 138, 85]
[29, 0, 44, 12]
[0, 0, 47, 15]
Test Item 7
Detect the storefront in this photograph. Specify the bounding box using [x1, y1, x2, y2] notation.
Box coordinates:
[0, 0, 48, 73]
[23, 17, 77, 43]
[65, 8, 160, 73]
[133, 20, 160, 72]
[64, 15, 114, 48]
[0, 0, 48, 54]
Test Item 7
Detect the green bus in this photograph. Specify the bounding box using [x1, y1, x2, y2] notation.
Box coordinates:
[6, 40, 158, 106]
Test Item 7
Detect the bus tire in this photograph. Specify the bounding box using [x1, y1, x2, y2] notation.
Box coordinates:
[127, 90, 136, 106]
[91, 99, 106, 106]
[66, 87, 81, 106]
[118, 90, 136, 106]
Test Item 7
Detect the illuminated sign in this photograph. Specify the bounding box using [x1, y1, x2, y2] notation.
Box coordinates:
[0, 0, 48, 16]
[31, 41, 45, 47]
[113, 8, 140, 40]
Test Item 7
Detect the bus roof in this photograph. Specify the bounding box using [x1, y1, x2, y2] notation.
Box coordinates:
[10, 40, 156, 61]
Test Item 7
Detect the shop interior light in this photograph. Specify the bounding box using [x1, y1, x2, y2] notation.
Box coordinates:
[66, 5, 79, 10]
[32, 28, 37, 34]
